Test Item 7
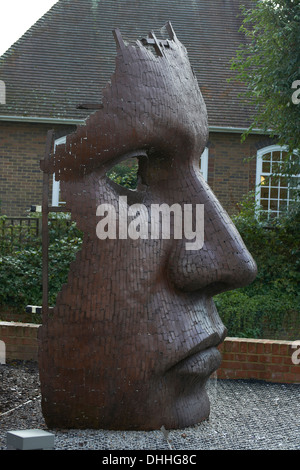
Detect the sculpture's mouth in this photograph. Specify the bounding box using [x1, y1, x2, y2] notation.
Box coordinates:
[171, 346, 222, 379]
[166, 327, 224, 381]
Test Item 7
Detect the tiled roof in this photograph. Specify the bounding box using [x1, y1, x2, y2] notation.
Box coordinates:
[0, 0, 255, 128]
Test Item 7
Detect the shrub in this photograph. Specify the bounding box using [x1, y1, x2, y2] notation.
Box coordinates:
[1, 192, 299, 339]
[214, 193, 300, 339]
[107, 161, 138, 189]
[0, 213, 82, 315]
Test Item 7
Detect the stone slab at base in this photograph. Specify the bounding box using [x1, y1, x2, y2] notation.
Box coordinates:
[6, 429, 55, 450]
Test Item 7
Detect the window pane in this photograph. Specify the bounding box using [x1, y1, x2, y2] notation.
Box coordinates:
[291, 176, 300, 187]
[261, 187, 269, 199]
[271, 174, 282, 185]
[270, 187, 279, 199]
[279, 188, 288, 199]
[272, 151, 281, 161]
[270, 199, 278, 210]
[289, 188, 299, 200]
[279, 176, 288, 187]
[271, 161, 282, 174]
[261, 175, 270, 186]
[279, 200, 288, 211]
[262, 152, 271, 161]
[262, 161, 271, 173]
[261, 199, 269, 210]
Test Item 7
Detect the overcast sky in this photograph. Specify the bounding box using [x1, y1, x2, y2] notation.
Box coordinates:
[0, 0, 58, 56]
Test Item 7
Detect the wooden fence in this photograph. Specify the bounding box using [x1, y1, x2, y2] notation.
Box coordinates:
[0, 217, 41, 250]
[0, 215, 75, 252]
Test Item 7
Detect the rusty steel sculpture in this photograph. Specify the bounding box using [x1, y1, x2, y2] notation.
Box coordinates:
[38, 23, 257, 430]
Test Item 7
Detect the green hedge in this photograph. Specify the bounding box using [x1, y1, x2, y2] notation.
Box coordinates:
[214, 193, 300, 340]
[0, 214, 82, 316]
[107, 161, 138, 189]
[0, 192, 299, 339]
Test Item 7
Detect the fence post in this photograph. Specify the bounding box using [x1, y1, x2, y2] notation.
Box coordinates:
[41, 130, 55, 322]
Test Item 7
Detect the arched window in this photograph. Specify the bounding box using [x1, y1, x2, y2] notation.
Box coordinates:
[256, 145, 299, 217]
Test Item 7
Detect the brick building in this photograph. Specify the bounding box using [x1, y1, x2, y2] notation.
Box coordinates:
[0, 0, 284, 217]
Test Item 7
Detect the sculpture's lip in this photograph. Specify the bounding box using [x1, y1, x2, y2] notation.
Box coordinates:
[170, 346, 222, 379]
[166, 331, 223, 377]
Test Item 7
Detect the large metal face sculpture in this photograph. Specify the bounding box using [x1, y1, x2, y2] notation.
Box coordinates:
[38, 24, 257, 430]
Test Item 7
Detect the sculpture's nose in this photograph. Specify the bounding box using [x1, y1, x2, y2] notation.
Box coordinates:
[167, 178, 257, 297]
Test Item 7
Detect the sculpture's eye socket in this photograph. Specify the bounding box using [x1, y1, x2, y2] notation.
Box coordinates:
[106, 152, 148, 191]
[106, 157, 139, 189]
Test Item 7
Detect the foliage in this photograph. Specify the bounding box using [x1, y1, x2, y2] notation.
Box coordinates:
[0, 214, 82, 314]
[231, 0, 300, 178]
[214, 194, 300, 339]
[107, 161, 138, 189]
[1, 193, 299, 339]
[0, 214, 40, 254]
[214, 290, 298, 339]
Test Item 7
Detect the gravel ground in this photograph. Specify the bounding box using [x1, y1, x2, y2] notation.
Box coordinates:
[0, 360, 300, 450]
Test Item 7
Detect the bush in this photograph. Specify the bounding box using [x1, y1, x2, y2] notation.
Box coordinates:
[0, 213, 82, 316]
[107, 161, 138, 189]
[1, 192, 299, 339]
[0, 214, 40, 254]
[214, 193, 300, 339]
[214, 289, 299, 339]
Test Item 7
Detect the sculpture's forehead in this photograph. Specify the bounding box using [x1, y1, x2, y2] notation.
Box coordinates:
[52, 25, 208, 180]
[102, 31, 205, 123]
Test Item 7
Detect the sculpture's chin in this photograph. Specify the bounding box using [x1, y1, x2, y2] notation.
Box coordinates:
[167, 387, 211, 430]
[41, 372, 211, 431]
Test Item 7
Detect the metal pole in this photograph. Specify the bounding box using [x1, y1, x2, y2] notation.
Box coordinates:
[41, 130, 54, 323]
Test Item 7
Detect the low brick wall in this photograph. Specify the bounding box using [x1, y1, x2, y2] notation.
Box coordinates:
[217, 337, 300, 383]
[0, 321, 40, 362]
[0, 305, 34, 323]
[0, 322, 299, 384]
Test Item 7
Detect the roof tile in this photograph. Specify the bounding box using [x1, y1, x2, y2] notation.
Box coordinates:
[0, 0, 255, 128]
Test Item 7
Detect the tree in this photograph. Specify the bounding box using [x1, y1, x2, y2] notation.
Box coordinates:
[231, 0, 300, 179]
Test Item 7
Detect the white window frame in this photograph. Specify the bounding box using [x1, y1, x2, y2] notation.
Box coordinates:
[0, 80, 6, 104]
[52, 136, 66, 207]
[200, 147, 208, 182]
[256, 144, 299, 216]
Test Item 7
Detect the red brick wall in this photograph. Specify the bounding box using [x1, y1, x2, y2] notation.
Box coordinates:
[0, 121, 76, 216]
[207, 132, 274, 214]
[1, 322, 299, 383]
[0, 305, 33, 323]
[218, 337, 300, 384]
[1, 121, 276, 217]
[0, 321, 40, 361]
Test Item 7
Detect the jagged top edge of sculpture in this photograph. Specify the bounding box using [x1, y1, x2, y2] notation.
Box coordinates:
[113, 21, 180, 57]
[43, 21, 195, 179]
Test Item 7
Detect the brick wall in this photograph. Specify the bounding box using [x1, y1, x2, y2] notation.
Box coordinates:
[1, 321, 299, 383]
[0, 321, 40, 362]
[207, 132, 274, 214]
[0, 305, 34, 323]
[0, 121, 76, 216]
[218, 337, 300, 384]
[1, 120, 276, 217]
